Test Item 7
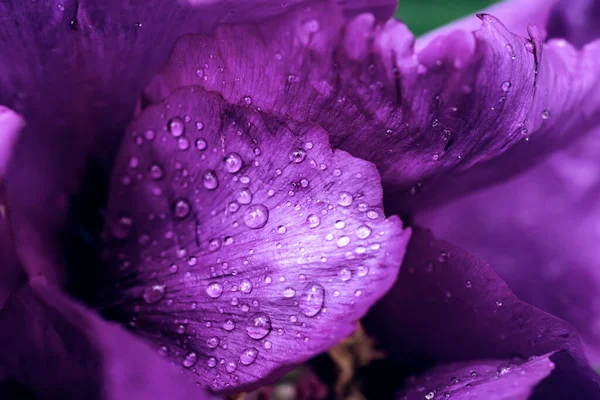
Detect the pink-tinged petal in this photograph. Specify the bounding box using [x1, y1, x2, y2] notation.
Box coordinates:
[415, 0, 560, 50]
[363, 228, 600, 398]
[100, 87, 410, 392]
[417, 131, 600, 365]
[0, 281, 214, 399]
[144, 1, 600, 214]
[0, 0, 340, 286]
[398, 355, 555, 400]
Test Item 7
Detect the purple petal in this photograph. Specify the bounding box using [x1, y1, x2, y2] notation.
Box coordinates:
[0, 106, 22, 178]
[547, 0, 600, 48]
[417, 131, 600, 364]
[0, 184, 26, 309]
[100, 87, 410, 392]
[0, 0, 331, 285]
[144, 1, 600, 214]
[397, 355, 555, 400]
[0, 280, 214, 399]
[363, 228, 600, 398]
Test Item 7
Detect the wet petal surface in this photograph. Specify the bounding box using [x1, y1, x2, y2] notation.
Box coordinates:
[100, 87, 409, 391]
[144, 0, 600, 213]
[0, 281, 213, 399]
[418, 131, 600, 364]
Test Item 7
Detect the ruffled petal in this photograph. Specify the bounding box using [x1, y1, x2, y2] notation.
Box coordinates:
[0, 281, 214, 399]
[144, 0, 600, 214]
[417, 130, 600, 365]
[99, 87, 410, 392]
[363, 228, 600, 398]
[0, 0, 344, 285]
[415, 0, 560, 49]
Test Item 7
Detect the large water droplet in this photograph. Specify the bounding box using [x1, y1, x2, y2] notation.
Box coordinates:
[289, 148, 307, 163]
[240, 348, 259, 366]
[182, 351, 198, 368]
[246, 312, 272, 339]
[337, 192, 353, 206]
[223, 319, 236, 331]
[173, 198, 191, 219]
[244, 204, 269, 229]
[283, 287, 296, 298]
[202, 170, 219, 190]
[299, 282, 325, 317]
[240, 279, 253, 294]
[226, 361, 237, 373]
[206, 282, 224, 298]
[356, 225, 372, 239]
[143, 285, 166, 304]
[224, 152, 243, 173]
[168, 117, 185, 137]
[195, 138, 207, 150]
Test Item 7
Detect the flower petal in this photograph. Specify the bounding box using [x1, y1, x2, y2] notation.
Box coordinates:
[144, 0, 600, 214]
[0, 280, 214, 399]
[417, 131, 600, 364]
[547, 0, 600, 48]
[0, 0, 343, 285]
[100, 87, 410, 391]
[363, 228, 600, 398]
[0, 184, 26, 309]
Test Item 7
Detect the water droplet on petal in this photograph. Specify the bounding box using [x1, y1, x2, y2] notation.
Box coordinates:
[195, 138, 207, 150]
[224, 152, 243, 173]
[501, 81, 511, 91]
[112, 214, 133, 239]
[542, 110, 550, 119]
[195, 121, 204, 131]
[237, 188, 252, 205]
[226, 361, 237, 373]
[207, 357, 217, 368]
[173, 198, 191, 219]
[357, 265, 369, 277]
[306, 214, 320, 228]
[356, 225, 371, 239]
[202, 170, 219, 190]
[240, 279, 253, 294]
[168, 117, 185, 137]
[243, 96, 253, 105]
[223, 319, 236, 331]
[244, 204, 269, 229]
[149, 164, 164, 180]
[337, 192, 353, 206]
[183, 351, 198, 368]
[299, 282, 325, 317]
[283, 287, 296, 298]
[339, 267, 351, 281]
[208, 238, 221, 252]
[246, 312, 272, 339]
[465, 280, 473, 288]
[177, 137, 190, 150]
[143, 285, 166, 304]
[206, 282, 224, 298]
[207, 336, 220, 349]
[240, 348, 259, 366]
[289, 148, 307, 163]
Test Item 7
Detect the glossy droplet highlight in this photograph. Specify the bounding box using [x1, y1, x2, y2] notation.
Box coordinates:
[244, 204, 269, 229]
[168, 117, 185, 137]
[206, 282, 224, 298]
[207, 336, 220, 349]
[223, 319, 236, 331]
[173, 198, 191, 219]
[182, 351, 198, 368]
[240, 348, 259, 366]
[356, 225, 371, 239]
[195, 138, 207, 150]
[299, 282, 325, 317]
[240, 279, 253, 294]
[246, 312, 272, 339]
[149, 164, 164, 180]
[283, 287, 296, 298]
[143, 285, 166, 304]
[112, 214, 133, 239]
[306, 214, 320, 228]
[337, 192, 353, 206]
[237, 188, 252, 205]
[289, 148, 307, 163]
[226, 361, 237, 373]
[224, 152, 243, 173]
[202, 170, 219, 190]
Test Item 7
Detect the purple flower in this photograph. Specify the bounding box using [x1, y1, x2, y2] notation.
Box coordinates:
[1, 0, 600, 398]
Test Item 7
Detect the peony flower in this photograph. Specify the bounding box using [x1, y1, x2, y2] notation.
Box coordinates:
[1, 0, 599, 398]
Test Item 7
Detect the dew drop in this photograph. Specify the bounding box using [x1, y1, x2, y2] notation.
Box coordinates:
[168, 117, 185, 137]
[306, 214, 321, 228]
[356, 225, 372, 239]
[339, 267, 351, 281]
[425, 391, 436, 400]
[240, 348, 259, 366]
[144, 129, 156, 140]
[112, 214, 133, 239]
[244, 204, 269, 229]
[465, 280, 473, 288]
[173, 198, 191, 219]
[223, 319, 236, 331]
[240, 279, 253, 294]
[149, 164, 164, 180]
[226, 361, 238, 373]
[195, 138, 207, 150]
[207, 336, 220, 349]
[206, 282, 224, 298]
[277, 225, 287, 234]
[143, 285, 166, 304]
[207, 357, 217, 368]
[501, 81, 511, 91]
[299, 282, 325, 317]
[246, 312, 272, 339]
[337, 236, 350, 247]
[237, 188, 252, 205]
[337, 192, 353, 206]
[208, 238, 221, 252]
[366, 210, 379, 220]
[541, 110, 550, 120]
[224, 152, 243, 173]
[228, 201, 240, 213]
[182, 351, 198, 368]
[357, 265, 369, 277]
[202, 170, 219, 190]
[283, 287, 296, 298]
[289, 148, 307, 163]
